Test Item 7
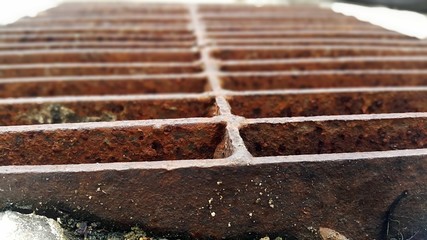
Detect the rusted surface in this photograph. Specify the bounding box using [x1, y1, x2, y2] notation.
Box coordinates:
[208, 31, 406, 40]
[213, 38, 427, 47]
[212, 46, 426, 60]
[0, 32, 195, 43]
[0, 3, 426, 240]
[0, 26, 191, 35]
[0, 75, 207, 97]
[220, 57, 427, 71]
[206, 23, 382, 31]
[1, 154, 426, 239]
[0, 49, 199, 64]
[0, 62, 202, 78]
[0, 96, 217, 125]
[0, 121, 226, 165]
[221, 71, 427, 90]
[203, 18, 365, 25]
[44, 3, 188, 15]
[241, 117, 427, 157]
[12, 16, 190, 26]
[229, 90, 427, 118]
[0, 41, 196, 50]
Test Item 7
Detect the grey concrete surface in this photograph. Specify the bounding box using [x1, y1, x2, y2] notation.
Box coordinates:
[0, 211, 67, 240]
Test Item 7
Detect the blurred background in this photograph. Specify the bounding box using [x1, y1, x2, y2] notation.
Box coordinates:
[0, 0, 427, 39]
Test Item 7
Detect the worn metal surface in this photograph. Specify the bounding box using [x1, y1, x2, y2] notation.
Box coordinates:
[0, 2, 426, 239]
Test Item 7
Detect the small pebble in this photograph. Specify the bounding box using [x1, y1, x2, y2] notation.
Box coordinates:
[319, 227, 348, 240]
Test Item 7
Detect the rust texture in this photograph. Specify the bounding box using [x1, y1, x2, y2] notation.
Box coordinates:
[212, 46, 427, 60]
[0, 2, 426, 240]
[220, 57, 427, 71]
[0, 122, 226, 165]
[229, 90, 427, 118]
[0, 96, 217, 125]
[0, 62, 202, 78]
[0, 75, 208, 97]
[241, 117, 427, 157]
[1, 155, 427, 239]
[221, 71, 427, 90]
[0, 49, 200, 64]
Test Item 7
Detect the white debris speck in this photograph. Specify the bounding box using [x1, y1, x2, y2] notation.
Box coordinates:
[217, 181, 222, 185]
[211, 212, 216, 217]
[268, 199, 275, 208]
[228, 222, 231, 227]
[249, 212, 253, 217]
[208, 198, 213, 204]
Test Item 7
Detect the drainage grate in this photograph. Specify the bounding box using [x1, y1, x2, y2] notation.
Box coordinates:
[0, 3, 426, 239]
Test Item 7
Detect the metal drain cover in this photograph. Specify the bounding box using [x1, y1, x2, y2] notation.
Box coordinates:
[0, 3, 426, 239]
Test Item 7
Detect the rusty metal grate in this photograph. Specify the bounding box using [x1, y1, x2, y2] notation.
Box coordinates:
[0, 3, 426, 239]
